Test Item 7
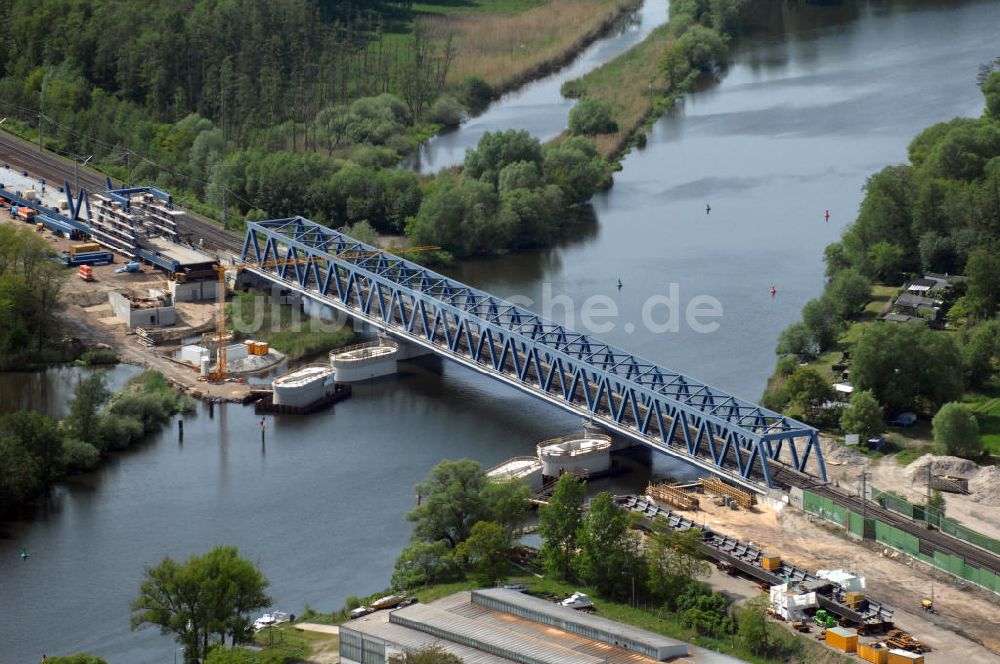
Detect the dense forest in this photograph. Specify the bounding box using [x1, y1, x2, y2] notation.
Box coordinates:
[764, 66, 1000, 454]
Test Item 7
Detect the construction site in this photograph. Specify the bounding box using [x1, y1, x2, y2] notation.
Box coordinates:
[2, 149, 1000, 664]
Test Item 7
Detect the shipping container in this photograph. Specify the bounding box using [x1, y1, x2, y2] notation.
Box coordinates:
[69, 242, 101, 258]
[257, 341, 269, 355]
[825, 626, 858, 653]
[858, 643, 889, 664]
[761, 555, 781, 571]
[887, 649, 923, 664]
[845, 591, 865, 606]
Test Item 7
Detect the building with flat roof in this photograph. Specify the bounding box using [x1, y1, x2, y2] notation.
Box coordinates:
[340, 588, 735, 664]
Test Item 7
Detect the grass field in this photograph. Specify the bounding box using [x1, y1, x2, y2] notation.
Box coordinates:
[561, 23, 675, 156]
[965, 386, 1000, 456]
[421, 0, 642, 90]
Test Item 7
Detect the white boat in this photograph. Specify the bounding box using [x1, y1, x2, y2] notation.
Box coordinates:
[253, 613, 276, 630]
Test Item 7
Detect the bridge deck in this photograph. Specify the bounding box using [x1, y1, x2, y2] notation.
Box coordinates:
[242, 217, 826, 489]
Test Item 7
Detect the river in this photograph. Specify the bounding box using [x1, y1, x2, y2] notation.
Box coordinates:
[3, 1, 1000, 661]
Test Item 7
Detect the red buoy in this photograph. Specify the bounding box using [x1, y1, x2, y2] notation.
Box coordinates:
[770, 286, 777, 297]
[824, 209, 830, 222]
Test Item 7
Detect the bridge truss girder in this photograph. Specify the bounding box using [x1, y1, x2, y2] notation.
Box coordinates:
[242, 217, 827, 490]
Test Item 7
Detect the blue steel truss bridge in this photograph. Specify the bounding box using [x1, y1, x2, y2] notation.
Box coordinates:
[241, 217, 827, 491]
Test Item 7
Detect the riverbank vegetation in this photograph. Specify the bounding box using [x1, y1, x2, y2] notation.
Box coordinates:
[562, 0, 750, 158]
[380, 463, 844, 663]
[131, 546, 270, 663]
[0, 224, 68, 369]
[0, 369, 193, 516]
[0, 0, 639, 258]
[763, 66, 1000, 459]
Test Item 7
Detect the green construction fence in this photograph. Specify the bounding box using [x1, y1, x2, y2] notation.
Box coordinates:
[800, 490, 999, 595]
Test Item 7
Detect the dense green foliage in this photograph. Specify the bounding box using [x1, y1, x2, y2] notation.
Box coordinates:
[132, 546, 271, 664]
[44, 655, 109, 664]
[455, 520, 511, 586]
[0, 225, 66, 368]
[408, 131, 606, 256]
[538, 473, 586, 579]
[839, 389, 884, 439]
[573, 492, 644, 601]
[393, 459, 530, 591]
[568, 97, 617, 135]
[646, 524, 711, 610]
[851, 323, 963, 413]
[204, 648, 285, 664]
[0, 370, 190, 515]
[767, 72, 1000, 429]
[933, 402, 983, 458]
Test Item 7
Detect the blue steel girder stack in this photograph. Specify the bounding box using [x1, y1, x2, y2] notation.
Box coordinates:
[242, 216, 827, 490]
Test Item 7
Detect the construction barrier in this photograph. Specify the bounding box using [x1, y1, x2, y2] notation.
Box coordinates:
[801, 490, 999, 595]
[871, 489, 1000, 557]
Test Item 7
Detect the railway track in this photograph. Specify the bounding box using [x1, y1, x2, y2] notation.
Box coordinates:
[771, 465, 1000, 576]
[0, 131, 242, 253]
[6, 129, 1000, 583]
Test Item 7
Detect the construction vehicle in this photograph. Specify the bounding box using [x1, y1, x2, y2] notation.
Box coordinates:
[115, 262, 142, 274]
[920, 598, 935, 614]
[206, 244, 438, 382]
[813, 609, 838, 629]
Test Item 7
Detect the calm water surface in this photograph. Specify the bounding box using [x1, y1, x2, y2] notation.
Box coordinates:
[3, 1, 1000, 661]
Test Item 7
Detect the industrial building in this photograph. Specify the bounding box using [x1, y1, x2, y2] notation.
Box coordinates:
[340, 588, 697, 664]
[134, 236, 218, 302]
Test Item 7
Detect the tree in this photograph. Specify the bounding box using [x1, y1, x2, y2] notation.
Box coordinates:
[388, 644, 464, 664]
[66, 371, 110, 450]
[0, 410, 65, 485]
[965, 247, 1000, 320]
[827, 269, 872, 320]
[801, 297, 839, 352]
[662, 43, 693, 90]
[481, 478, 532, 543]
[406, 459, 491, 546]
[984, 71, 1000, 119]
[131, 547, 271, 663]
[204, 649, 285, 664]
[455, 521, 510, 586]
[677, 24, 727, 71]
[775, 321, 815, 359]
[573, 492, 643, 601]
[738, 594, 775, 657]
[542, 137, 605, 206]
[538, 473, 585, 579]
[677, 583, 734, 637]
[851, 322, 963, 412]
[932, 402, 982, 458]
[456, 76, 493, 114]
[464, 130, 543, 188]
[568, 97, 617, 135]
[962, 318, 1000, 389]
[44, 655, 108, 664]
[391, 540, 460, 591]
[646, 525, 710, 610]
[839, 390, 884, 439]
[784, 366, 835, 422]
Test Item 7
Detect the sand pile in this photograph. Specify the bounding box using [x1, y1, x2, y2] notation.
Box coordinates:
[969, 466, 1000, 505]
[820, 437, 866, 465]
[903, 454, 979, 484]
